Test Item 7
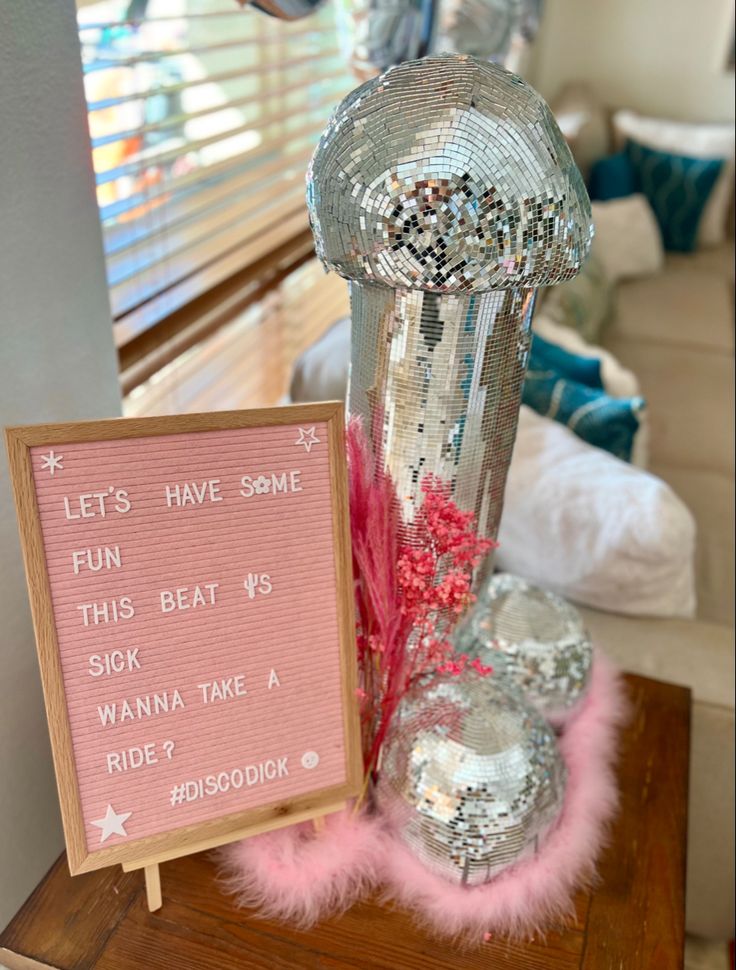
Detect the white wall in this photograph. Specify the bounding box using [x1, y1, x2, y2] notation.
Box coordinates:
[0, 0, 121, 928]
[531, 0, 735, 123]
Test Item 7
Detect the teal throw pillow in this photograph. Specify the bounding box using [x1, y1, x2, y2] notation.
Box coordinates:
[589, 151, 637, 201]
[523, 361, 645, 463]
[625, 140, 724, 252]
[529, 333, 603, 389]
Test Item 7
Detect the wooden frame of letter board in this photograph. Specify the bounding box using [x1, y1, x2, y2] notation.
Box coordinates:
[5, 404, 362, 910]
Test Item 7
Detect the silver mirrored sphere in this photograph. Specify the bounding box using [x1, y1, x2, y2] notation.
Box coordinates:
[347, 0, 437, 79]
[342, 0, 545, 77]
[438, 0, 519, 63]
[456, 573, 593, 715]
[375, 670, 566, 884]
[437, 0, 544, 62]
[307, 53, 593, 293]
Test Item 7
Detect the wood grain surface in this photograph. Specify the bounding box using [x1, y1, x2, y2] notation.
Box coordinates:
[0, 673, 691, 970]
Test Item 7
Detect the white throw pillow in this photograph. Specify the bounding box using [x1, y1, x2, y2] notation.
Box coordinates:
[590, 194, 664, 283]
[289, 316, 350, 403]
[497, 406, 696, 618]
[550, 83, 611, 181]
[612, 110, 735, 247]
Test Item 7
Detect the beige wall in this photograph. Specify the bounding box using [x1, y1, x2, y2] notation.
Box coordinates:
[0, 0, 121, 928]
[531, 0, 735, 123]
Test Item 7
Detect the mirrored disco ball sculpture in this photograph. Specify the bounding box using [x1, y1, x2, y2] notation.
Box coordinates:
[346, 0, 437, 80]
[375, 669, 566, 884]
[437, 0, 519, 63]
[455, 573, 593, 715]
[341, 0, 543, 78]
[307, 55, 593, 569]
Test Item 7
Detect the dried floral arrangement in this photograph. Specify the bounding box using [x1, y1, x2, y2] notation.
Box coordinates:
[346, 418, 495, 797]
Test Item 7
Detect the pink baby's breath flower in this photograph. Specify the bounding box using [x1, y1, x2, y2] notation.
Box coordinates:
[347, 419, 497, 780]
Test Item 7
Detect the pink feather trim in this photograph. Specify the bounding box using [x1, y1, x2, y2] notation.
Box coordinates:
[217, 808, 384, 927]
[218, 652, 626, 940]
[379, 650, 628, 941]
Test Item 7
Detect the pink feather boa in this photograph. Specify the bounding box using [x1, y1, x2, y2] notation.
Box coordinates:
[217, 809, 385, 927]
[218, 651, 627, 940]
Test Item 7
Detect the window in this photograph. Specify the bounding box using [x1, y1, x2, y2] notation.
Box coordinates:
[77, 0, 354, 406]
[125, 258, 350, 414]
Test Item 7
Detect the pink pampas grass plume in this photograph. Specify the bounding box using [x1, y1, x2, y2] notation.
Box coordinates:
[217, 807, 384, 928]
[378, 651, 628, 943]
[346, 417, 494, 787]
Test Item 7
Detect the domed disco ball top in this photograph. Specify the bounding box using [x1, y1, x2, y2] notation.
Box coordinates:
[375, 670, 567, 885]
[307, 54, 592, 293]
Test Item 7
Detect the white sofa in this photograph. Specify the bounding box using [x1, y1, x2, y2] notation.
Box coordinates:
[549, 85, 735, 938]
[583, 241, 735, 939]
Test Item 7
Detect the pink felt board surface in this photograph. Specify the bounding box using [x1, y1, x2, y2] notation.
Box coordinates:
[30, 423, 347, 854]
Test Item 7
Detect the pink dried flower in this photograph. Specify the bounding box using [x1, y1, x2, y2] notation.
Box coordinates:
[470, 657, 494, 677]
[347, 419, 497, 779]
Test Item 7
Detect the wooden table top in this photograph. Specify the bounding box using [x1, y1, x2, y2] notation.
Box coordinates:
[0, 673, 690, 970]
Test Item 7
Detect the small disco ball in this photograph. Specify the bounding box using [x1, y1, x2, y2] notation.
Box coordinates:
[375, 670, 566, 885]
[456, 573, 593, 716]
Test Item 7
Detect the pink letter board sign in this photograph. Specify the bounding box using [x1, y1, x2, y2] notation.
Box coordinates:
[5, 404, 361, 874]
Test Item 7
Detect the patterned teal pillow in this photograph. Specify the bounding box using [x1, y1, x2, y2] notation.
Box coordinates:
[529, 333, 603, 389]
[625, 140, 724, 252]
[523, 349, 645, 463]
[589, 151, 637, 201]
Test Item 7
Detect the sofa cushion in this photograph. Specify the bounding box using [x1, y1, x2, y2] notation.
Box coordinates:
[612, 110, 735, 249]
[579, 607, 734, 709]
[653, 463, 735, 627]
[521, 365, 645, 462]
[687, 700, 735, 939]
[603, 338, 735, 476]
[609, 251, 734, 354]
[541, 250, 614, 343]
[533, 314, 650, 467]
[550, 82, 611, 182]
[534, 314, 641, 399]
[665, 241, 735, 283]
[589, 150, 637, 201]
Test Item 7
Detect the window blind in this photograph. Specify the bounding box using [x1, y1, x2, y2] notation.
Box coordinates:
[78, 1, 354, 350]
[124, 256, 350, 415]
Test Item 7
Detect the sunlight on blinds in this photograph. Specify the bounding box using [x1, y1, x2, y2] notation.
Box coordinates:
[123, 257, 350, 414]
[78, 1, 353, 345]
